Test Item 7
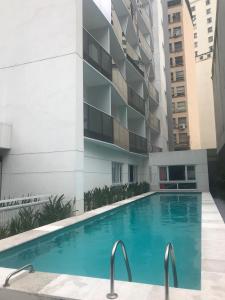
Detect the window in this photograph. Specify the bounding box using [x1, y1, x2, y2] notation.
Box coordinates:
[171, 87, 175, 96]
[207, 53, 211, 58]
[174, 41, 182, 52]
[173, 26, 182, 37]
[194, 41, 198, 48]
[187, 166, 196, 180]
[168, 14, 171, 23]
[169, 166, 185, 181]
[194, 32, 197, 38]
[169, 43, 173, 53]
[209, 45, 213, 52]
[206, 0, 210, 5]
[176, 86, 185, 96]
[208, 36, 213, 43]
[195, 51, 198, 57]
[175, 56, 183, 66]
[191, 6, 195, 12]
[179, 133, 188, 144]
[207, 17, 212, 23]
[112, 162, 123, 184]
[173, 12, 181, 23]
[206, 8, 211, 14]
[129, 165, 138, 183]
[173, 118, 176, 128]
[177, 101, 186, 112]
[178, 117, 187, 127]
[176, 70, 184, 81]
[159, 166, 167, 181]
[159, 165, 197, 190]
[170, 57, 173, 66]
[172, 102, 175, 113]
[168, 28, 172, 38]
[208, 27, 213, 33]
[173, 134, 177, 144]
[171, 72, 174, 81]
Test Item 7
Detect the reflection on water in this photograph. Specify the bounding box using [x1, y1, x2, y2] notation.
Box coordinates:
[160, 195, 200, 224]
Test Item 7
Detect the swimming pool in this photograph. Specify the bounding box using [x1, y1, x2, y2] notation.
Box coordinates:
[0, 193, 201, 290]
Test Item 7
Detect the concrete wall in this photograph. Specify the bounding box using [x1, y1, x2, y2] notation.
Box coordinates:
[84, 139, 149, 191]
[149, 149, 209, 191]
[0, 0, 84, 212]
[189, 0, 217, 150]
[182, 1, 201, 150]
[195, 58, 216, 149]
[152, 0, 170, 152]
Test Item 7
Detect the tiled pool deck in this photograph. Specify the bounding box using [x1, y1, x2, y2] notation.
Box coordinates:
[0, 192, 224, 300]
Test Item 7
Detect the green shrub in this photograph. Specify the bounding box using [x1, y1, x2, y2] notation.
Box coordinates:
[84, 181, 150, 211]
[0, 225, 9, 239]
[0, 194, 74, 240]
[9, 207, 39, 235]
[38, 195, 73, 226]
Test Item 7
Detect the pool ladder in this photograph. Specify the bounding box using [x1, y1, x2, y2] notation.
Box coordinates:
[3, 264, 34, 287]
[106, 240, 132, 299]
[106, 240, 178, 300]
[164, 243, 178, 300]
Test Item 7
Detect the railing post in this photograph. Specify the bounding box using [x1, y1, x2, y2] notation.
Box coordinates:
[106, 240, 132, 299]
[164, 243, 178, 300]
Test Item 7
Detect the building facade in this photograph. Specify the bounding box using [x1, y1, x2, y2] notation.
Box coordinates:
[167, 0, 200, 151]
[212, 0, 225, 161]
[0, 0, 171, 212]
[190, 0, 217, 150]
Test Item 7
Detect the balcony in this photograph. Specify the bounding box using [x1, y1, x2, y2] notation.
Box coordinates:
[138, 6, 151, 32]
[149, 113, 160, 134]
[83, 28, 112, 80]
[128, 87, 145, 115]
[139, 30, 152, 59]
[84, 103, 130, 152]
[129, 131, 147, 154]
[113, 119, 129, 151]
[148, 82, 159, 107]
[126, 43, 145, 77]
[149, 143, 162, 153]
[112, 64, 128, 103]
[111, 7, 123, 49]
[84, 103, 113, 143]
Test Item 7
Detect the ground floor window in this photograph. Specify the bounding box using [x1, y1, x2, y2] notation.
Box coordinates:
[159, 165, 196, 189]
[129, 165, 138, 183]
[112, 162, 123, 185]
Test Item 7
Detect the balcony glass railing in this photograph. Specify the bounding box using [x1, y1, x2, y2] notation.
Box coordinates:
[84, 103, 130, 152]
[128, 87, 145, 115]
[83, 28, 112, 80]
[129, 131, 147, 154]
[113, 119, 129, 151]
[149, 113, 160, 133]
[112, 64, 128, 103]
[84, 103, 113, 143]
[139, 30, 152, 59]
[126, 43, 145, 77]
[148, 82, 159, 105]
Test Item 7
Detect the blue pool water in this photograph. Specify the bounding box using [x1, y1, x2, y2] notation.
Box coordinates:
[0, 193, 201, 289]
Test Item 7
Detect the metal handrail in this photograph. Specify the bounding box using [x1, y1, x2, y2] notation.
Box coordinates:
[3, 264, 34, 287]
[106, 240, 132, 299]
[164, 243, 178, 300]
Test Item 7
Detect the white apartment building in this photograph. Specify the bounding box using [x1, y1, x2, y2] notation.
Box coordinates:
[189, 0, 217, 149]
[0, 0, 170, 213]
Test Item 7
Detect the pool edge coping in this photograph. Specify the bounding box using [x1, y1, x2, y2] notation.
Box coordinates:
[0, 192, 155, 253]
[0, 192, 224, 299]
